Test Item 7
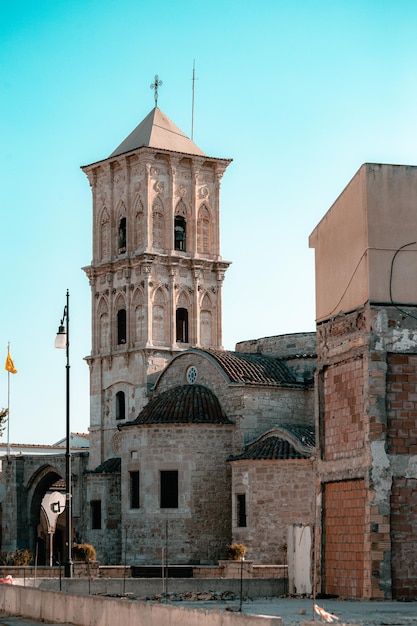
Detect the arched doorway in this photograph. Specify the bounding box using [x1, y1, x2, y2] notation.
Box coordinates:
[28, 466, 68, 566]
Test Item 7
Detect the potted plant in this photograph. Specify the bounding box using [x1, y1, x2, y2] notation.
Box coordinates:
[226, 543, 247, 561]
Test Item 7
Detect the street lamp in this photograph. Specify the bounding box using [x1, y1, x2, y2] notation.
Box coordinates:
[54, 289, 73, 578]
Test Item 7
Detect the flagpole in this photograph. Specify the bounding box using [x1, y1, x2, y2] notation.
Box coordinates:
[7, 343, 10, 457]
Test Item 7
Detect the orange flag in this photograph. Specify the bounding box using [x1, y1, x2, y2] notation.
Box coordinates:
[5, 349, 17, 374]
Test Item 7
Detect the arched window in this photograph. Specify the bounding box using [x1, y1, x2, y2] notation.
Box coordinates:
[152, 197, 164, 249]
[152, 289, 167, 345]
[117, 309, 127, 345]
[116, 391, 125, 420]
[197, 204, 211, 254]
[174, 216, 186, 251]
[200, 293, 213, 346]
[118, 217, 126, 253]
[99, 312, 109, 350]
[134, 197, 145, 250]
[100, 208, 110, 259]
[176, 308, 189, 343]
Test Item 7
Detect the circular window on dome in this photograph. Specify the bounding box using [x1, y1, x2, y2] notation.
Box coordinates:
[186, 365, 198, 384]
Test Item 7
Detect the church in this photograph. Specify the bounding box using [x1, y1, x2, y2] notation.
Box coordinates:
[80, 105, 316, 567]
[1, 98, 417, 601]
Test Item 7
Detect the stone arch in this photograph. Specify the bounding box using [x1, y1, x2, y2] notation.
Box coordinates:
[152, 196, 165, 250]
[27, 463, 66, 567]
[174, 200, 189, 252]
[97, 296, 110, 351]
[197, 203, 212, 254]
[176, 290, 192, 344]
[116, 201, 127, 253]
[200, 291, 214, 347]
[132, 287, 145, 344]
[114, 292, 127, 346]
[152, 287, 168, 345]
[177, 289, 191, 310]
[134, 196, 145, 249]
[175, 198, 188, 217]
[99, 207, 110, 260]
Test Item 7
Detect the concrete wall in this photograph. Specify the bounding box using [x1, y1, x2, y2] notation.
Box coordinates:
[0, 583, 282, 626]
[34, 576, 286, 597]
[309, 163, 417, 323]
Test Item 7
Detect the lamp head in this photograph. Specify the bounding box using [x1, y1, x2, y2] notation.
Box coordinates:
[54, 325, 67, 349]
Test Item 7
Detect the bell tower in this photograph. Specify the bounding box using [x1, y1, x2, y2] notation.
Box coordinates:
[82, 106, 232, 468]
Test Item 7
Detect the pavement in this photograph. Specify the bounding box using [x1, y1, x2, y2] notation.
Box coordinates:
[176, 596, 417, 625]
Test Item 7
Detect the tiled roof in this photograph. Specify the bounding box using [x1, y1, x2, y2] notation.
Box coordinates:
[89, 457, 121, 474]
[123, 384, 232, 426]
[201, 348, 300, 387]
[109, 107, 207, 158]
[228, 424, 315, 461]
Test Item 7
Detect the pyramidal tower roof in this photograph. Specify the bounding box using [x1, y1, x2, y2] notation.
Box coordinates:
[109, 107, 206, 158]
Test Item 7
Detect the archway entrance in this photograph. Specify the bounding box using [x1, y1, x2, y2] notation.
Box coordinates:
[29, 469, 68, 566]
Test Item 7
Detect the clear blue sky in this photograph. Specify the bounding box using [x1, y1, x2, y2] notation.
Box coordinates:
[2, 0, 417, 444]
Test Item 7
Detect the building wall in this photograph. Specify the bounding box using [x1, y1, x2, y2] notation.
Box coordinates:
[231, 459, 315, 564]
[119, 422, 234, 565]
[86, 473, 121, 564]
[323, 479, 367, 599]
[322, 357, 365, 460]
[154, 351, 314, 452]
[309, 164, 417, 323]
[315, 302, 417, 599]
[0, 453, 89, 560]
[236, 333, 316, 357]
[386, 353, 417, 598]
[390, 477, 417, 599]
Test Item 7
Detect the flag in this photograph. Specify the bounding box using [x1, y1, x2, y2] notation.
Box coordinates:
[5, 349, 17, 374]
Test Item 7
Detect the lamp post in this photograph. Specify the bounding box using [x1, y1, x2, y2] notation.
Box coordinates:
[54, 289, 73, 578]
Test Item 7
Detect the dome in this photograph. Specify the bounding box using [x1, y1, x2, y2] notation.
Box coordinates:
[125, 384, 231, 425]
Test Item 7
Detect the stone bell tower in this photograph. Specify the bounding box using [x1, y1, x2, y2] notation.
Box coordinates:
[82, 106, 232, 468]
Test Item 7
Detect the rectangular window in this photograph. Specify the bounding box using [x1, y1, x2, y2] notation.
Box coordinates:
[237, 494, 247, 527]
[91, 500, 102, 529]
[130, 470, 140, 509]
[160, 470, 178, 508]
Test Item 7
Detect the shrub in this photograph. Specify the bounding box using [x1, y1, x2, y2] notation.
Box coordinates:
[226, 543, 247, 560]
[73, 543, 97, 562]
[0, 549, 33, 566]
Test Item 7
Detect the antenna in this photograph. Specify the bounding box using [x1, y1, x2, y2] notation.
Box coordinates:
[191, 60, 198, 140]
[150, 74, 163, 107]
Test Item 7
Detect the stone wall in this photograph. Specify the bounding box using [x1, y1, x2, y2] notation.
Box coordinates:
[231, 459, 315, 564]
[0, 452, 89, 559]
[155, 351, 314, 451]
[86, 471, 121, 564]
[120, 422, 233, 565]
[236, 333, 316, 359]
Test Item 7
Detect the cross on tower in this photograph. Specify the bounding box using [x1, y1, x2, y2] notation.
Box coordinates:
[150, 74, 163, 107]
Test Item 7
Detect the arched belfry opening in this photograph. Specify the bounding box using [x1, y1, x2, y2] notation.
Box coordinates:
[174, 215, 186, 251]
[176, 307, 189, 343]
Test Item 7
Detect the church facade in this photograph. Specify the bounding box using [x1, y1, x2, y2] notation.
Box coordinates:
[80, 106, 316, 567]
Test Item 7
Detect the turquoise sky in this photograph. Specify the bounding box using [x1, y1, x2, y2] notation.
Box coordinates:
[2, 0, 417, 443]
